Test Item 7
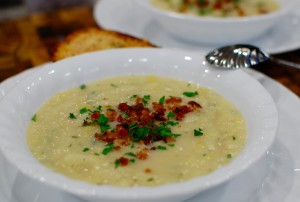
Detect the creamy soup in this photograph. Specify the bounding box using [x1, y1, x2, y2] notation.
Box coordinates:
[27, 75, 246, 187]
[151, 0, 279, 17]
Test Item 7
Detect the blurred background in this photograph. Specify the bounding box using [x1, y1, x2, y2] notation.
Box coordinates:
[0, 0, 95, 20]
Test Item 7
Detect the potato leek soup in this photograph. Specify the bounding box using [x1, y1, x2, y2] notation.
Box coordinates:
[27, 75, 246, 187]
[151, 0, 279, 17]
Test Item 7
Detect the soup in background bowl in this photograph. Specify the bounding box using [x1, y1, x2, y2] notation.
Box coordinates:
[135, 0, 297, 44]
[0, 48, 278, 202]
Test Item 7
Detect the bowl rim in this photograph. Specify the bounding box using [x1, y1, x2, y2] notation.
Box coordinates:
[0, 48, 278, 201]
[135, 0, 293, 23]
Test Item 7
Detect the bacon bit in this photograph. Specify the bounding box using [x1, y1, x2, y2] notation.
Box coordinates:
[95, 132, 115, 143]
[82, 120, 92, 126]
[196, 0, 208, 8]
[91, 112, 100, 120]
[115, 125, 128, 138]
[106, 110, 117, 121]
[144, 168, 152, 174]
[136, 148, 149, 160]
[188, 101, 202, 109]
[237, 8, 245, 16]
[118, 103, 131, 114]
[213, 2, 222, 9]
[114, 145, 121, 151]
[135, 96, 142, 104]
[173, 105, 193, 120]
[166, 97, 182, 104]
[119, 157, 129, 166]
[164, 136, 176, 144]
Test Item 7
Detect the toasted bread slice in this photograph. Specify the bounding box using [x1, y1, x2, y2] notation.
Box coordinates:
[52, 28, 156, 61]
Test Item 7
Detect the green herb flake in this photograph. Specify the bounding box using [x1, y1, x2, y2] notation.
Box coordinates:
[110, 83, 117, 87]
[130, 94, 138, 99]
[114, 159, 121, 168]
[125, 152, 137, 158]
[157, 145, 167, 150]
[102, 143, 115, 155]
[83, 147, 90, 152]
[147, 177, 154, 182]
[159, 96, 165, 104]
[194, 128, 204, 136]
[79, 84, 86, 90]
[71, 135, 79, 138]
[183, 91, 198, 97]
[69, 113, 76, 119]
[142, 95, 151, 105]
[31, 114, 37, 122]
[168, 143, 175, 147]
[98, 114, 109, 125]
[227, 154, 232, 159]
[166, 121, 179, 126]
[100, 125, 111, 132]
[167, 112, 175, 118]
[121, 113, 130, 119]
[129, 159, 136, 164]
[80, 107, 88, 114]
[232, 136, 236, 141]
[173, 134, 181, 138]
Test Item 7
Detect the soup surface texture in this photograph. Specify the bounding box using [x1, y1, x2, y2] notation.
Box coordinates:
[27, 75, 246, 187]
[151, 0, 279, 17]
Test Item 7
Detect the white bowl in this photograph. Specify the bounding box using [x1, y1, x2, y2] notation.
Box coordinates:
[134, 0, 296, 44]
[0, 48, 278, 202]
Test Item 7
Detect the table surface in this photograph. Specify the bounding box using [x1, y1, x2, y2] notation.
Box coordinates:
[0, 6, 300, 98]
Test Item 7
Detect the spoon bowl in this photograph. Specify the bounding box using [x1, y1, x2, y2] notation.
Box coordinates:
[206, 44, 300, 70]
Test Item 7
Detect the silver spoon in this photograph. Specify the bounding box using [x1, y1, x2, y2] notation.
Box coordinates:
[205, 44, 300, 69]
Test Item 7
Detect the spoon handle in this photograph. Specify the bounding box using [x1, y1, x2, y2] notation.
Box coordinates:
[269, 56, 300, 70]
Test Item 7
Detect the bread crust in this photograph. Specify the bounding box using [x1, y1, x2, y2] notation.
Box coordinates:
[52, 28, 156, 61]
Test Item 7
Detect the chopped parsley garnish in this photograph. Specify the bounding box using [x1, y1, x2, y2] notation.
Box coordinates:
[166, 121, 179, 126]
[131, 126, 151, 142]
[83, 147, 90, 152]
[167, 112, 175, 118]
[157, 145, 167, 150]
[147, 177, 154, 182]
[159, 96, 165, 104]
[80, 107, 88, 114]
[129, 159, 135, 163]
[98, 114, 109, 125]
[79, 84, 86, 90]
[227, 154, 232, 159]
[194, 128, 204, 136]
[142, 95, 151, 105]
[125, 152, 137, 158]
[121, 113, 130, 119]
[232, 136, 236, 141]
[114, 159, 121, 168]
[102, 143, 115, 155]
[183, 91, 198, 97]
[130, 94, 138, 99]
[69, 113, 76, 119]
[31, 114, 37, 122]
[97, 114, 111, 132]
[110, 83, 117, 87]
[168, 143, 175, 147]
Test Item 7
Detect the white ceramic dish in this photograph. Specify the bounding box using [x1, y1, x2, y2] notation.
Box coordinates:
[0, 48, 278, 202]
[134, 0, 295, 44]
[1, 55, 300, 202]
[94, 0, 300, 54]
